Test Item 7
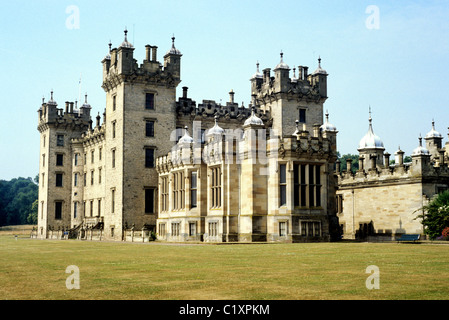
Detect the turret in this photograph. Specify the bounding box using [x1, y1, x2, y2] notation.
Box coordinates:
[273, 52, 290, 92]
[311, 57, 328, 98]
[424, 120, 443, 161]
[163, 36, 182, 81]
[117, 28, 136, 75]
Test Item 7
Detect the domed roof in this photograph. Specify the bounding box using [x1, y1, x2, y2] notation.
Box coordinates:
[320, 111, 337, 132]
[425, 120, 442, 139]
[358, 113, 384, 150]
[313, 57, 327, 75]
[244, 107, 264, 126]
[166, 36, 182, 55]
[206, 116, 224, 137]
[250, 62, 263, 80]
[274, 52, 289, 70]
[119, 29, 134, 49]
[178, 126, 193, 144]
[412, 135, 430, 156]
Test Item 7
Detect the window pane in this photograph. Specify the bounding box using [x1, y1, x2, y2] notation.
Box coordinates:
[55, 202, 62, 219]
[279, 164, 286, 183]
[146, 121, 154, 137]
[299, 109, 306, 123]
[145, 149, 154, 168]
[145, 93, 154, 110]
[56, 174, 63, 187]
[145, 189, 154, 214]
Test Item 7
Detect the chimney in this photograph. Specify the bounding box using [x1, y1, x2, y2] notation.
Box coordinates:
[145, 45, 151, 62]
[96, 112, 101, 127]
[263, 68, 271, 83]
[359, 156, 364, 172]
[395, 148, 404, 166]
[336, 159, 341, 174]
[182, 87, 188, 99]
[346, 158, 352, 173]
[229, 90, 235, 104]
[152, 46, 158, 61]
[65, 102, 69, 114]
[297, 65, 303, 80]
[69, 102, 74, 113]
[384, 152, 391, 168]
[303, 66, 308, 79]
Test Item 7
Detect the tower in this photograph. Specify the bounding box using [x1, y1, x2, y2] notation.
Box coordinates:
[357, 110, 385, 170]
[424, 120, 443, 162]
[250, 54, 328, 137]
[37, 92, 91, 239]
[100, 30, 182, 239]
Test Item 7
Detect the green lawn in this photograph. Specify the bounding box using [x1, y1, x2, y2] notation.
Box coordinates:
[0, 235, 448, 300]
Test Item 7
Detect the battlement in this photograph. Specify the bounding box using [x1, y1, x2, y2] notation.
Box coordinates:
[250, 55, 328, 104]
[175, 86, 271, 127]
[37, 92, 91, 133]
[102, 31, 182, 91]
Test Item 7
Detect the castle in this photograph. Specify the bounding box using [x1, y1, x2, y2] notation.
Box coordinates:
[336, 114, 449, 240]
[36, 30, 340, 242]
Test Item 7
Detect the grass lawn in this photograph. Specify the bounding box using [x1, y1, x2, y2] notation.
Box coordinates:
[0, 232, 448, 300]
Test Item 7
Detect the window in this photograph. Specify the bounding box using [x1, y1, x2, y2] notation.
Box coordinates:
[74, 153, 79, 166]
[90, 200, 94, 217]
[91, 150, 95, 164]
[161, 177, 169, 212]
[41, 173, 45, 188]
[99, 148, 102, 161]
[112, 121, 116, 138]
[159, 223, 166, 237]
[91, 170, 94, 185]
[293, 164, 322, 208]
[83, 172, 87, 186]
[145, 188, 155, 214]
[98, 199, 101, 216]
[211, 167, 221, 208]
[56, 154, 63, 166]
[112, 149, 116, 168]
[171, 222, 180, 236]
[146, 120, 154, 137]
[301, 221, 321, 237]
[189, 222, 196, 236]
[56, 173, 63, 187]
[209, 222, 218, 237]
[191, 171, 197, 208]
[279, 221, 287, 237]
[145, 93, 155, 110]
[279, 164, 287, 206]
[112, 95, 116, 111]
[299, 109, 306, 123]
[145, 148, 155, 168]
[42, 154, 45, 167]
[57, 134, 64, 146]
[176, 127, 183, 143]
[336, 195, 343, 214]
[55, 201, 62, 220]
[111, 189, 115, 214]
[98, 168, 102, 184]
[74, 202, 78, 219]
[74, 173, 78, 187]
[172, 172, 185, 210]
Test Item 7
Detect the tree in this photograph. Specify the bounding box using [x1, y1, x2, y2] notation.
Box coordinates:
[337, 153, 359, 173]
[0, 177, 38, 226]
[416, 190, 449, 240]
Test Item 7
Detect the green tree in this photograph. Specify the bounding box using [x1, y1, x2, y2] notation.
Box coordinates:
[337, 153, 359, 173]
[0, 177, 38, 226]
[416, 190, 449, 240]
[27, 199, 39, 225]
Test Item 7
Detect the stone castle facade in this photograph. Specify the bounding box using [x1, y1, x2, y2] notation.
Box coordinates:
[336, 115, 449, 240]
[36, 31, 340, 242]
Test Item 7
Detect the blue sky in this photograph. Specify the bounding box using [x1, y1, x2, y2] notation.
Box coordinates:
[0, 0, 448, 180]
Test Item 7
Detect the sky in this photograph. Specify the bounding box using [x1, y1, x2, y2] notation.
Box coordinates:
[0, 0, 448, 180]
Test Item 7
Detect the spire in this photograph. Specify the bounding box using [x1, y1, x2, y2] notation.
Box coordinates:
[167, 34, 181, 55]
[120, 27, 133, 48]
[274, 50, 289, 70]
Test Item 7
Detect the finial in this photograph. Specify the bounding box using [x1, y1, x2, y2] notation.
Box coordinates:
[293, 66, 296, 78]
[108, 40, 112, 52]
[280, 50, 284, 62]
[256, 61, 260, 72]
[85, 93, 88, 103]
[318, 56, 322, 68]
[368, 106, 372, 122]
[50, 90, 54, 101]
[419, 133, 422, 146]
[325, 109, 329, 121]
